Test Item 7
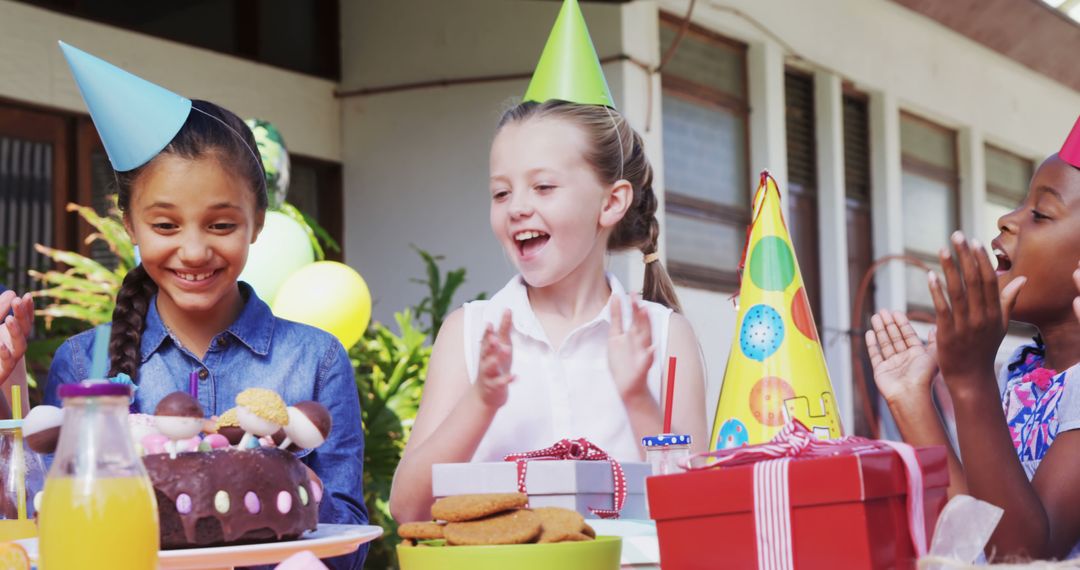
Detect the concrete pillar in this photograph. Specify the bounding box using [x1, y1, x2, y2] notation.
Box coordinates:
[813, 70, 854, 431]
[868, 91, 906, 311]
[747, 39, 788, 219]
[958, 127, 989, 244]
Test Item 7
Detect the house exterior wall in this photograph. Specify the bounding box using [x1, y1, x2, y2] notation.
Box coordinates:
[0, 0, 341, 162]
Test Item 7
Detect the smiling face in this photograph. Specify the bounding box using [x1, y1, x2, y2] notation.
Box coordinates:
[489, 117, 627, 288]
[124, 154, 264, 318]
[991, 154, 1080, 325]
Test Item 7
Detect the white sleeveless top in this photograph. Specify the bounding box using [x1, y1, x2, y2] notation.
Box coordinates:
[463, 274, 672, 462]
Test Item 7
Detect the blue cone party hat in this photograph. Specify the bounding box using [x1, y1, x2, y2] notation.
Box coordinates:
[59, 41, 192, 172]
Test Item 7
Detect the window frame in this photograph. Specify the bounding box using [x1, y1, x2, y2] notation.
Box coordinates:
[659, 12, 750, 293]
[984, 143, 1033, 207]
[898, 111, 960, 318]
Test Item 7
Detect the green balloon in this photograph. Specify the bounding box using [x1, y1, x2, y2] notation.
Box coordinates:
[748, 236, 796, 292]
[245, 118, 291, 209]
[240, 211, 314, 303]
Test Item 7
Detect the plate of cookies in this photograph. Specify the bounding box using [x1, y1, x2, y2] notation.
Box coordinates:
[397, 493, 621, 570]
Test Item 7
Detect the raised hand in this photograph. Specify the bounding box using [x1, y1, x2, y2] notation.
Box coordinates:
[865, 310, 938, 403]
[929, 232, 1025, 393]
[473, 309, 514, 409]
[0, 291, 33, 383]
[608, 294, 655, 401]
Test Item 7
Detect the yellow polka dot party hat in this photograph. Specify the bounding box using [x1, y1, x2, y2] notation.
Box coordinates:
[710, 171, 843, 450]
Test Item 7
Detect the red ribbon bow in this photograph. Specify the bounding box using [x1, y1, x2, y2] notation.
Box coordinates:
[681, 420, 879, 471]
[504, 438, 627, 519]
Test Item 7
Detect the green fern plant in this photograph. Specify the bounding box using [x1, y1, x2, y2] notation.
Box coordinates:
[356, 247, 485, 570]
[30, 202, 135, 327]
[352, 309, 430, 570]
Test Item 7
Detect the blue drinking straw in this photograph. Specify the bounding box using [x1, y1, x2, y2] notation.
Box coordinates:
[89, 325, 110, 379]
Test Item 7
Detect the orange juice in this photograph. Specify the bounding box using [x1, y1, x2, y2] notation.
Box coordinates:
[0, 519, 36, 542]
[39, 476, 159, 569]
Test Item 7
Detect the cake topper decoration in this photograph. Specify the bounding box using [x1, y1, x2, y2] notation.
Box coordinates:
[279, 401, 332, 451]
[154, 392, 205, 458]
[235, 388, 289, 449]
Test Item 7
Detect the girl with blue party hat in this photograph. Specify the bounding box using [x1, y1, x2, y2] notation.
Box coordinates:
[390, 0, 708, 523]
[0, 42, 368, 569]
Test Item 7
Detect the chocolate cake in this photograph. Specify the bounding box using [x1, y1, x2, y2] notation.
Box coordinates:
[143, 447, 321, 549]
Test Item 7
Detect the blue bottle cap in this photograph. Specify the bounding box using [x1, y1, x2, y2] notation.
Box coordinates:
[641, 433, 692, 447]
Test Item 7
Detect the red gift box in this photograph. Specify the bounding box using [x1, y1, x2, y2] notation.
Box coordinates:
[647, 423, 949, 570]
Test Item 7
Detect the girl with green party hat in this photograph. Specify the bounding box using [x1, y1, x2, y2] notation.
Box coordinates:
[390, 0, 708, 523]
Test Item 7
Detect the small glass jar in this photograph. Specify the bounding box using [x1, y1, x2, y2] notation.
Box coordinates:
[0, 419, 46, 541]
[641, 433, 692, 476]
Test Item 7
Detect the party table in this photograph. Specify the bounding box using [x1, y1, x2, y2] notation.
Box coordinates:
[16, 523, 382, 570]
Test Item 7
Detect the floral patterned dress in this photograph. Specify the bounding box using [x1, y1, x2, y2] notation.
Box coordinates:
[999, 340, 1077, 478]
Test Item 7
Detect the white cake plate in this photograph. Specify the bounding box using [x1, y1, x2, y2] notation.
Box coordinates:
[18, 523, 383, 570]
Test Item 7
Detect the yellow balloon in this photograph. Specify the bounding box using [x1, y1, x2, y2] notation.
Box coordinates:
[272, 261, 372, 349]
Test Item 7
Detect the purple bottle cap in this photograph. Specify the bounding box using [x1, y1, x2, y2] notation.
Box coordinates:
[58, 381, 133, 399]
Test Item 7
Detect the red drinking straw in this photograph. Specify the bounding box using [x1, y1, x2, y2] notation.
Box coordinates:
[663, 356, 677, 434]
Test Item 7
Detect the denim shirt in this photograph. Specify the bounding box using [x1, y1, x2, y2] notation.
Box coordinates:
[45, 283, 368, 569]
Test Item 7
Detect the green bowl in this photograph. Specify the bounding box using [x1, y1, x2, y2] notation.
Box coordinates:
[397, 535, 622, 570]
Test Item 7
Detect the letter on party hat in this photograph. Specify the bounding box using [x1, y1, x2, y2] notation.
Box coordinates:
[1061, 115, 1080, 168]
[710, 172, 844, 450]
[523, 0, 615, 107]
[59, 41, 191, 172]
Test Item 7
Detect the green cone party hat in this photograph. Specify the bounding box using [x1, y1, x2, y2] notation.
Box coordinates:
[524, 0, 615, 107]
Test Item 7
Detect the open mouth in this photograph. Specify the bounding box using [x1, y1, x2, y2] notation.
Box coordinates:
[992, 247, 1012, 275]
[514, 230, 550, 258]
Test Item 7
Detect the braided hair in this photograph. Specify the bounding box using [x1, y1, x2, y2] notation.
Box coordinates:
[108, 100, 267, 379]
[497, 100, 682, 312]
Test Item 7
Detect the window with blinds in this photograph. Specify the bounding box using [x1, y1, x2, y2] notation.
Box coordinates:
[842, 92, 878, 437]
[900, 112, 959, 315]
[660, 13, 750, 292]
[0, 137, 55, 294]
[783, 70, 821, 332]
[984, 144, 1033, 241]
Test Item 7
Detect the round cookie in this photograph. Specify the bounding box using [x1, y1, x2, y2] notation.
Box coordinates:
[430, 493, 528, 522]
[443, 509, 541, 546]
[532, 507, 587, 543]
[398, 521, 445, 541]
[582, 523, 596, 539]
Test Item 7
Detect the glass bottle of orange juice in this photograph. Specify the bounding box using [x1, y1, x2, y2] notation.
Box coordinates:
[39, 382, 158, 569]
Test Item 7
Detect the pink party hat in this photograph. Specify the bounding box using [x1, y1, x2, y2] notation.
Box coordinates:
[1062, 115, 1080, 168]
